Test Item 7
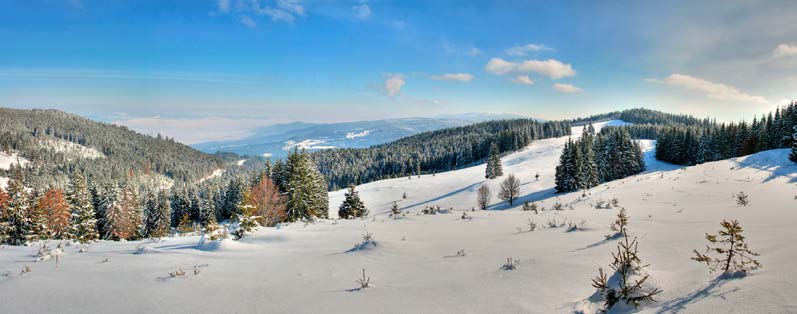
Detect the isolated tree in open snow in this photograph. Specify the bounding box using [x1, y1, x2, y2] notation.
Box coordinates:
[498, 174, 521, 206]
[338, 185, 368, 219]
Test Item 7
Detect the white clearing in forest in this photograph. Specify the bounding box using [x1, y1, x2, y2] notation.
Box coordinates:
[39, 137, 104, 160]
[2, 120, 796, 313]
[0, 151, 29, 170]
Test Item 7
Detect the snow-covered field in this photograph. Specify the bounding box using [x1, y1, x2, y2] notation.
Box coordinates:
[3, 121, 797, 313]
[0, 151, 29, 190]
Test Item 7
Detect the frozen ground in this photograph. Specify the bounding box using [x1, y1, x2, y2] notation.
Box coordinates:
[2, 121, 797, 313]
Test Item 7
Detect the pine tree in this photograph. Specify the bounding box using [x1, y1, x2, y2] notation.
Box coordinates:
[338, 185, 367, 219]
[485, 143, 503, 179]
[143, 190, 168, 238]
[120, 184, 142, 239]
[692, 220, 761, 274]
[285, 149, 329, 221]
[68, 172, 98, 243]
[102, 184, 132, 240]
[247, 175, 287, 227]
[790, 124, 797, 163]
[3, 167, 34, 245]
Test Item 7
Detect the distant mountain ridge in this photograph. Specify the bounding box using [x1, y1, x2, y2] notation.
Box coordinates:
[192, 113, 529, 158]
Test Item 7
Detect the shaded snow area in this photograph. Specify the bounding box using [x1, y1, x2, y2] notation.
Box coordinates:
[39, 137, 104, 160]
[3, 121, 797, 313]
[0, 151, 28, 170]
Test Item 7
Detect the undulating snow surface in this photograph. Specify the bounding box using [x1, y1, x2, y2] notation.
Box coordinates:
[3, 121, 797, 313]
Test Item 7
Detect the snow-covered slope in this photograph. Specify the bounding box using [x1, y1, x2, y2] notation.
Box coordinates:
[0, 151, 28, 189]
[2, 121, 797, 313]
[329, 120, 679, 216]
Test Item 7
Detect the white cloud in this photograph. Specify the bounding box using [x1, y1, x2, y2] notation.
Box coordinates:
[646, 73, 767, 104]
[352, 3, 371, 19]
[553, 83, 583, 93]
[442, 41, 482, 57]
[218, 0, 305, 26]
[511, 75, 534, 85]
[240, 15, 257, 28]
[773, 43, 797, 58]
[485, 58, 517, 75]
[430, 73, 474, 82]
[505, 43, 554, 56]
[485, 57, 576, 79]
[384, 74, 405, 96]
[217, 0, 231, 12]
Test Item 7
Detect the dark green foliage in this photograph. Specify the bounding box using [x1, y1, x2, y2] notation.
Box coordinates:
[283, 149, 329, 221]
[485, 143, 504, 179]
[67, 172, 98, 243]
[338, 185, 368, 219]
[312, 119, 570, 190]
[591, 234, 663, 311]
[556, 127, 644, 193]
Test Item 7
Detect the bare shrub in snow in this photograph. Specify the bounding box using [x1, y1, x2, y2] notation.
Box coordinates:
[735, 191, 750, 206]
[461, 212, 472, 220]
[422, 205, 442, 215]
[608, 208, 629, 238]
[169, 268, 186, 278]
[356, 268, 370, 289]
[527, 219, 537, 232]
[477, 184, 491, 210]
[611, 197, 619, 207]
[522, 201, 538, 214]
[350, 231, 377, 251]
[692, 219, 761, 274]
[501, 257, 517, 270]
[552, 202, 564, 211]
[566, 219, 586, 232]
[591, 234, 662, 311]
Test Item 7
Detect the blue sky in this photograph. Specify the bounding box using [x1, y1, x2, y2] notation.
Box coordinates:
[1, 1, 797, 143]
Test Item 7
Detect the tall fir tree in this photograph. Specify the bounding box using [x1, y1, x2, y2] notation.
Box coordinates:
[68, 172, 99, 243]
[285, 149, 329, 221]
[3, 167, 34, 245]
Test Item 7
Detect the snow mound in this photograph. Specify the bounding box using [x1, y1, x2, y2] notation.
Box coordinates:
[134, 245, 163, 255]
[195, 237, 249, 252]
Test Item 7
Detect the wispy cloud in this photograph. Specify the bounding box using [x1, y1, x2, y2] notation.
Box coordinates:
[553, 83, 582, 93]
[384, 74, 405, 96]
[773, 43, 797, 58]
[442, 40, 482, 57]
[217, 0, 305, 26]
[485, 57, 576, 79]
[511, 75, 534, 85]
[646, 74, 767, 104]
[505, 43, 555, 56]
[352, 2, 371, 19]
[240, 15, 257, 28]
[429, 73, 474, 82]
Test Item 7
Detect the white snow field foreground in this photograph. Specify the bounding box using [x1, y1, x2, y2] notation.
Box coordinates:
[3, 121, 797, 313]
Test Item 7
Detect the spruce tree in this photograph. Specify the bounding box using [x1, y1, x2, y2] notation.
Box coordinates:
[68, 172, 99, 243]
[790, 125, 797, 163]
[338, 185, 367, 219]
[485, 143, 504, 179]
[285, 149, 329, 221]
[3, 167, 33, 245]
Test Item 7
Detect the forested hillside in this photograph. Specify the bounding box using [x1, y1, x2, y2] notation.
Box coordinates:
[596, 103, 797, 166]
[0, 108, 230, 188]
[311, 119, 572, 190]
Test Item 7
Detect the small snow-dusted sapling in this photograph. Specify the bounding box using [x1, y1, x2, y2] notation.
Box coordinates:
[591, 234, 662, 311]
[356, 268, 370, 289]
[501, 257, 517, 270]
[735, 191, 750, 207]
[692, 219, 761, 274]
[608, 208, 629, 238]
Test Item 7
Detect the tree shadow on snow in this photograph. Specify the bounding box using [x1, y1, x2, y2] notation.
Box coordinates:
[655, 272, 746, 313]
[732, 150, 797, 183]
[399, 181, 485, 210]
[572, 232, 623, 252]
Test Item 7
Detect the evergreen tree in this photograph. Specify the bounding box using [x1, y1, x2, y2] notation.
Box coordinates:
[485, 143, 503, 179]
[3, 167, 34, 245]
[285, 149, 329, 221]
[338, 185, 367, 219]
[68, 172, 98, 243]
[143, 190, 169, 238]
[35, 188, 71, 239]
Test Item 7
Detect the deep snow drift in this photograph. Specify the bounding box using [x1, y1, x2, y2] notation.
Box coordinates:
[2, 121, 797, 313]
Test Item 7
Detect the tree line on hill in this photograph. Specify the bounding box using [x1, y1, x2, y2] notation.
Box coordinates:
[600, 103, 797, 166]
[312, 119, 572, 190]
[0, 149, 328, 245]
[0, 108, 234, 190]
